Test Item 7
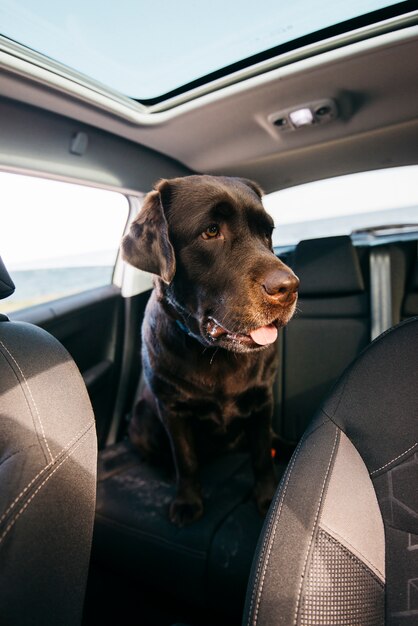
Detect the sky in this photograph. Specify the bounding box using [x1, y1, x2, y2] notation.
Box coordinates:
[266, 167, 418, 245]
[264, 165, 418, 223]
[0, 173, 129, 270]
[0, 0, 402, 98]
[1, 167, 417, 270]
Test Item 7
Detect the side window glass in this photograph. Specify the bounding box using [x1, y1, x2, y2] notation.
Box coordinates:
[0, 172, 129, 313]
[264, 166, 418, 249]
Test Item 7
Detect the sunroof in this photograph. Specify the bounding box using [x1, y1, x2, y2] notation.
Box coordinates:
[0, 0, 412, 103]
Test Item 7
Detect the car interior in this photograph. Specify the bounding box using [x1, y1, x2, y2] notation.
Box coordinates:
[0, 2, 417, 625]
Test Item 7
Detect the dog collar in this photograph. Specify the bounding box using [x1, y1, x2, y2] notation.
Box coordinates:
[176, 319, 192, 335]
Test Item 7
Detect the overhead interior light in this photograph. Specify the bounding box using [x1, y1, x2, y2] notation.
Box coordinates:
[289, 108, 314, 127]
[269, 98, 339, 132]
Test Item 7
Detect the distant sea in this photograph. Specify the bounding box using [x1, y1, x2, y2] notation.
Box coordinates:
[1, 266, 113, 313]
[271, 206, 418, 247]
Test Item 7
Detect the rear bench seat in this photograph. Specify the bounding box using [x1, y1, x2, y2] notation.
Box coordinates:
[93, 445, 275, 621]
[274, 235, 371, 444]
[91, 234, 417, 620]
[274, 236, 418, 445]
[400, 244, 418, 319]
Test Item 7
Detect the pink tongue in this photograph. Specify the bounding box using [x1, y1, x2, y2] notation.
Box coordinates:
[249, 324, 278, 346]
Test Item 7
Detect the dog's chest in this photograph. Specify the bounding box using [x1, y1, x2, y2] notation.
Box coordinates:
[186, 362, 270, 428]
[146, 316, 278, 427]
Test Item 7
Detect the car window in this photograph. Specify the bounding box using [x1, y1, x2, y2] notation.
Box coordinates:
[0, 0, 406, 101]
[264, 166, 418, 249]
[0, 171, 129, 313]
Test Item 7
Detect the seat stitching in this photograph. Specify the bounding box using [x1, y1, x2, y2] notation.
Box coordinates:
[248, 436, 305, 626]
[248, 421, 329, 625]
[0, 348, 41, 448]
[245, 499, 278, 624]
[0, 420, 94, 525]
[0, 424, 94, 546]
[370, 442, 417, 475]
[0, 339, 53, 462]
[293, 427, 339, 624]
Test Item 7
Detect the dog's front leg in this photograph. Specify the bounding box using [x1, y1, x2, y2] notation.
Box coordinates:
[245, 406, 278, 516]
[160, 409, 203, 526]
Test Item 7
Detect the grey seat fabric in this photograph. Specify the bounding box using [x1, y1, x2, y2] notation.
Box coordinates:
[93, 443, 288, 619]
[243, 316, 418, 626]
[275, 235, 370, 443]
[0, 257, 98, 626]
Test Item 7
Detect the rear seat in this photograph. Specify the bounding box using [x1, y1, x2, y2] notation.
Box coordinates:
[93, 237, 372, 616]
[369, 241, 415, 332]
[93, 236, 371, 615]
[401, 244, 418, 319]
[274, 236, 418, 445]
[91, 234, 417, 620]
[368, 240, 417, 326]
[274, 235, 371, 444]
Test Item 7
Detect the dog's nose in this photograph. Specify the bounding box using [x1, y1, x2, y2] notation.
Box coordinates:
[262, 268, 300, 304]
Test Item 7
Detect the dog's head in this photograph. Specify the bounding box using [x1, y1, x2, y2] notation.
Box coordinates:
[121, 175, 299, 353]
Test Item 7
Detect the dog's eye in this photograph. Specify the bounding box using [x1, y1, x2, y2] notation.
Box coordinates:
[202, 224, 221, 239]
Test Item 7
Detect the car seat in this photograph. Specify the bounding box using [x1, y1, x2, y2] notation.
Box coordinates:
[0, 256, 98, 626]
[243, 316, 418, 625]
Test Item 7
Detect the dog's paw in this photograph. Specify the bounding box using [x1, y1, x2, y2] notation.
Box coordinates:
[169, 496, 203, 527]
[254, 479, 277, 517]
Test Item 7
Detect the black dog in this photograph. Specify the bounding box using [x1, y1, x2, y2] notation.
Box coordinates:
[121, 175, 299, 526]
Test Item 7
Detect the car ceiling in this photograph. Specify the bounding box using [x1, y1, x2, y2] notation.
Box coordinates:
[0, 13, 418, 194]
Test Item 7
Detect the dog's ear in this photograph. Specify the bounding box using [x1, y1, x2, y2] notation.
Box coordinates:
[239, 178, 264, 198]
[121, 182, 175, 284]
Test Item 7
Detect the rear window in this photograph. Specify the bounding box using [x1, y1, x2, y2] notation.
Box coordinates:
[264, 166, 418, 249]
[0, 172, 129, 313]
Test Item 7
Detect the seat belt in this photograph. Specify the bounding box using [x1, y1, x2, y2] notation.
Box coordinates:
[369, 247, 393, 340]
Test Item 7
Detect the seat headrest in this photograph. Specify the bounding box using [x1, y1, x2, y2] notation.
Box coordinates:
[293, 235, 364, 296]
[0, 256, 15, 300]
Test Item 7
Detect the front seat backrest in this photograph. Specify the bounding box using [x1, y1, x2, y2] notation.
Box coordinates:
[244, 316, 418, 626]
[276, 235, 370, 443]
[0, 256, 98, 626]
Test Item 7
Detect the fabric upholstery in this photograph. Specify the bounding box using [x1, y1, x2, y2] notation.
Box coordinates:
[319, 431, 385, 582]
[321, 318, 418, 474]
[244, 317, 418, 626]
[319, 316, 418, 624]
[0, 320, 97, 626]
[274, 236, 370, 443]
[373, 451, 418, 622]
[294, 236, 364, 296]
[243, 420, 343, 626]
[299, 527, 384, 625]
[93, 441, 288, 616]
